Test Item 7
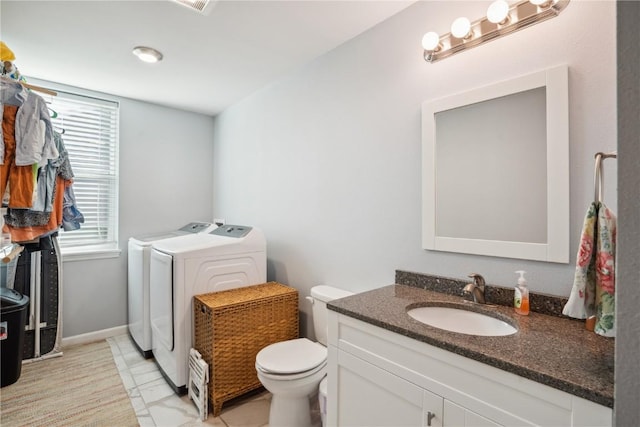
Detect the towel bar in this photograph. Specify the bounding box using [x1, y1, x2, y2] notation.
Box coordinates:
[593, 151, 617, 203]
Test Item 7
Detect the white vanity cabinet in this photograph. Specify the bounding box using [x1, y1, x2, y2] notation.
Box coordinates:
[327, 311, 612, 427]
[333, 347, 443, 427]
[443, 400, 501, 427]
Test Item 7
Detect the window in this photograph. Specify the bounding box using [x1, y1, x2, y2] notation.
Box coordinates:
[48, 91, 119, 257]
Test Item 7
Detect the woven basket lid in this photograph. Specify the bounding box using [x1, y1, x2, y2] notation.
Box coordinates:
[256, 338, 326, 374]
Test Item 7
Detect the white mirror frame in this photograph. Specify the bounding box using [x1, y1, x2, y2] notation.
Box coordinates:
[422, 65, 569, 263]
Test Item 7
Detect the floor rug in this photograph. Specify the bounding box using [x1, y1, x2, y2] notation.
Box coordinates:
[0, 339, 138, 427]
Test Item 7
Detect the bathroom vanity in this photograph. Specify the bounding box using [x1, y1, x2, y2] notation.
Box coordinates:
[326, 284, 613, 427]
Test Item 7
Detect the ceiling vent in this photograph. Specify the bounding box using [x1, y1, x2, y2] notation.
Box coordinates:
[172, 0, 217, 15]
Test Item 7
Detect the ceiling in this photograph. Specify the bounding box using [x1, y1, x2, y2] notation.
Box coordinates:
[1, 0, 415, 116]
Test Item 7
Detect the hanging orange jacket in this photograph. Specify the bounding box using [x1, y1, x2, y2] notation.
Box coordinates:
[1, 104, 36, 208]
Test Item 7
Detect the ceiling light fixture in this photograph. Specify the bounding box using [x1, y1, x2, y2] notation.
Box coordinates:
[171, 0, 217, 15]
[132, 46, 163, 64]
[422, 0, 570, 63]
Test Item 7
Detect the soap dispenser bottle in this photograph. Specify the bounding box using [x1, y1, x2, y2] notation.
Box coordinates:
[514, 270, 530, 316]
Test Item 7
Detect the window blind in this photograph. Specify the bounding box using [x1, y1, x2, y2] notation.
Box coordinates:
[48, 91, 119, 252]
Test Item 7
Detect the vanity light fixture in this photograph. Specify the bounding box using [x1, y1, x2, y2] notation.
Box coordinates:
[422, 0, 570, 63]
[132, 46, 163, 63]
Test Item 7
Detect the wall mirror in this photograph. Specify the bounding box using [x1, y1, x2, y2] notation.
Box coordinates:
[422, 65, 569, 263]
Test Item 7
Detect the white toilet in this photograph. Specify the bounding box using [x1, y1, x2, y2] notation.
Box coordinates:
[255, 285, 353, 427]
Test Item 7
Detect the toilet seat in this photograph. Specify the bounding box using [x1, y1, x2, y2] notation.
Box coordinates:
[256, 338, 327, 376]
[256, 360, 327, 381]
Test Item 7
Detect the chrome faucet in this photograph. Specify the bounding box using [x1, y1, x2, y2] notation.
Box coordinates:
[463, 273, 486, 304]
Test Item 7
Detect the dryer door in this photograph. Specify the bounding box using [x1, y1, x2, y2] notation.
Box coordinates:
[150, 249, 174, 351]
[127, 241, 149, 350]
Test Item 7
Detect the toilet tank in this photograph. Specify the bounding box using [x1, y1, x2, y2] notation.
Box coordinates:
[309, 285, 354, 346]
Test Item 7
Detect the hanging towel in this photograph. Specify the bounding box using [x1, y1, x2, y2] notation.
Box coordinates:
[594, 202, 616, 336]
[562, 201, 616, 337]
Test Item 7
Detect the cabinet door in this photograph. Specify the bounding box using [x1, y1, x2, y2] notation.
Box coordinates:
[423, 389, 444, 427]
[444, 400, 502, 427]
[336, 350, 441, 427]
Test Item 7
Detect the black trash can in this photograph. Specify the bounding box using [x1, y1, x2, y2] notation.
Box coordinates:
[1, 287, 29, 387]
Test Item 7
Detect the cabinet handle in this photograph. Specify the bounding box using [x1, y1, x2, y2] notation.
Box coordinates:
[427, 411, 436, 426]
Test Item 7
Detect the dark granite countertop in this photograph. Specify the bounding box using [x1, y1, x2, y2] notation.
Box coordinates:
[328, 284, 614, 408]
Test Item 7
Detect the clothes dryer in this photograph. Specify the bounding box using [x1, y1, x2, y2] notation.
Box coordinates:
[149, 224, 266, 393]
[128, 222, 216, 357]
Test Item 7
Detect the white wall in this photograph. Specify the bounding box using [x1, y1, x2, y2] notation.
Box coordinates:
[29, 79, 215, 338]
[212, 1, 617, 337]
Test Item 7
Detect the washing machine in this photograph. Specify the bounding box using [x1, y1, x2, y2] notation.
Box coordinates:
[128, 222, 217, 358]
[149, 224, 266, 393]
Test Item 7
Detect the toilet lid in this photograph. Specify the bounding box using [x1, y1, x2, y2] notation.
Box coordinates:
[256, 338, 327, 374]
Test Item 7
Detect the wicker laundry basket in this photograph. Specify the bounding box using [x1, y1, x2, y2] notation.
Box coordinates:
[193, 282, 299, 417]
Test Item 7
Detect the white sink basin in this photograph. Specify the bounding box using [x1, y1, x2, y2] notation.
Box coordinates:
[407, 306, 517, 336]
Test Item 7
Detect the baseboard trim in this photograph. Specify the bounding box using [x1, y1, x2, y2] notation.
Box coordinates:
[62, 325, 128, 347]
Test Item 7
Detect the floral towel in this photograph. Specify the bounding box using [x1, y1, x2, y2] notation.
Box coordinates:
[562, 201, 617, 337]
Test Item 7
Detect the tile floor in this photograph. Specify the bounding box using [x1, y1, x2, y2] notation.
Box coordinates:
[106, 333, 271, 427]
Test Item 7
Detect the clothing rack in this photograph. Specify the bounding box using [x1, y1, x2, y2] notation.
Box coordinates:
[2, 244, 24, 263]
[593, 151, 617, 203]
[1, 69, 64, 361]
[0, 75, 57, 96]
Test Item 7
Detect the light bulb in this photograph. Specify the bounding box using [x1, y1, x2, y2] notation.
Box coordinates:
[451, 17, 472, 39]
[487, 0, 510, 24]
[421, 32, 441, 51]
